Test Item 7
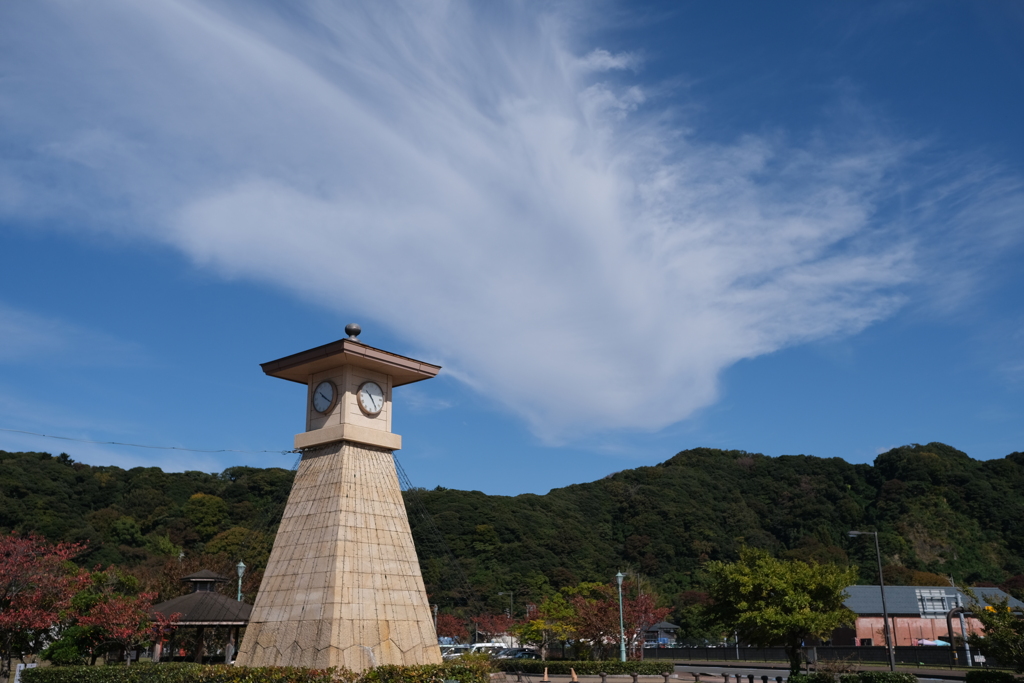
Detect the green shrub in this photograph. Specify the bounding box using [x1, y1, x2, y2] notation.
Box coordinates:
[965, 672, 1019, 683]
[790, 674, 838, 683]
[791, 674, 918, 683]
[362, 661, 491, 683]
[849, 673, 918, 683]
[492, 660, 672, 675]
[39, 626, 90, 667]
[21, 660, 492, 683]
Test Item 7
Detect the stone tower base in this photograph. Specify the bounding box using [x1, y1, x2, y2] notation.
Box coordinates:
[235, 441, 441, 671]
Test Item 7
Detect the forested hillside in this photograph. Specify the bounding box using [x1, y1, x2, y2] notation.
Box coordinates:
[2, 443, 1023, 621]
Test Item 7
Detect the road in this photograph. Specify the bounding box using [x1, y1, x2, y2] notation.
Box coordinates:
[669, 663, 966, 683]
[501, 664, 969, 683]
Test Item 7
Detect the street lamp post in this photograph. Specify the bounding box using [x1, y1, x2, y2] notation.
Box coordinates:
[849, 531, 896, 672]
[236, 560, 246, 602]
[616, 572, 626, 662]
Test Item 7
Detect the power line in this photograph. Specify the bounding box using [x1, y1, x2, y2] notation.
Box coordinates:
[393, 454, 474, 602]
[0, 426, 297, 455]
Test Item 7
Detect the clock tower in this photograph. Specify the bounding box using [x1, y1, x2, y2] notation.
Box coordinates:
[235, 325, 443, 671]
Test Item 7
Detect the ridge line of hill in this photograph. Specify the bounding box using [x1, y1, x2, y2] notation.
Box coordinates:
[2, 442, 1022, 619]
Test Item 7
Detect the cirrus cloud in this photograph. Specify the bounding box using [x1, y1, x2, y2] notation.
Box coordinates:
[0, 0, 1020, 441]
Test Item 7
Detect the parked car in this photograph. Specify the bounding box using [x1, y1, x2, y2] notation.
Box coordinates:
[441, 644, 473, 660]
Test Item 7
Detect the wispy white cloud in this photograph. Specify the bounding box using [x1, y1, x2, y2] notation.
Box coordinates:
[0, 0, 1020, 442]
[400, 386, 455, 414]
[0, 302, 144, 366]
[0, 388, 217, 472]
[0, 304, 67, 361]
[576, 49, 642, 73]
[0, 426, 225, 474]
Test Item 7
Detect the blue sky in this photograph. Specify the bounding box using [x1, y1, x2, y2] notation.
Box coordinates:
[1, 1, 1022, 495]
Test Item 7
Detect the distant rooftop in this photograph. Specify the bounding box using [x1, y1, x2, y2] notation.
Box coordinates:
[647, 621, 679, 631]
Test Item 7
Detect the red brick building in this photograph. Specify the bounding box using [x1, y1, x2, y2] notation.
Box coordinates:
[833, 585, 1021, 647]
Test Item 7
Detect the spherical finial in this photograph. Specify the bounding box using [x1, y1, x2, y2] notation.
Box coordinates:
[345, 323, 361, 341]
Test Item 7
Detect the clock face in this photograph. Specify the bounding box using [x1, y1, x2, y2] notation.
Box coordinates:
[357, 381, 385, 416]
[312, 380, 336, 414]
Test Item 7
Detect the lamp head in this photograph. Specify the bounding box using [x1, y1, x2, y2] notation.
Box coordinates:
[237, 560, 246, 578]
[616, 571, 625, 586]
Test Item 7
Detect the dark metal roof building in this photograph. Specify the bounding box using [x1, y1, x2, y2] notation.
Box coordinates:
[843, 585, 1023, 617]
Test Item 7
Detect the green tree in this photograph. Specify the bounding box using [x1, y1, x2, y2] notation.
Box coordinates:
[967, 593, 1024, 672]
[182, 494, 229, 542]
[671, 590, 718, 644]
[204, 527, 272, 569]
[705, 547, 857, 675]
[512, 593, 576, 660]
[107, 518, 145, 548]
[45, 566, 168, 666]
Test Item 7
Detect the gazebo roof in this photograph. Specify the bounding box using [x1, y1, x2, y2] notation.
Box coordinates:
[151, 590, 251, 627]
[181, 569, 229, 582]
[648, 621, 679, 631]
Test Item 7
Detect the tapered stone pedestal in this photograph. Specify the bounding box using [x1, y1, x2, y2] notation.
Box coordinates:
[235, 440, 441, 671]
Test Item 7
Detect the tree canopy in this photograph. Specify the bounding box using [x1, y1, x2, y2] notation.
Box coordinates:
[2, 442, 1024, 646]
[968, 592, 1024, 672]
[704, 547, 857, 673]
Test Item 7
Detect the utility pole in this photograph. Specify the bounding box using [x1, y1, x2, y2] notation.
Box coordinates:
[616, 572, 627, 662]
[849, 531, 896, 672]
[952, 589, 973, 667]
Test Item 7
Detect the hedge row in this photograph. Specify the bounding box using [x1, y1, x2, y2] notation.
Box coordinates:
[21, 660, 492, 683]
[493, 661, 673, 675]
[965, 672, 1020, 683]
[789, 674, 918, 683]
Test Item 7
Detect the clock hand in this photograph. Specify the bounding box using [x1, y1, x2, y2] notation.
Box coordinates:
[318, 391, 330, 402]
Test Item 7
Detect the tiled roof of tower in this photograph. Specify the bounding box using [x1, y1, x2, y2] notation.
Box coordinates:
[261, 338, 440, 386]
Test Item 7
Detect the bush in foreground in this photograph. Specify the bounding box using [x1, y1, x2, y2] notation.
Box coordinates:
[789, 673, 918, 683]
[22, 660, 492, 683]
[965, 672, 1020, 683]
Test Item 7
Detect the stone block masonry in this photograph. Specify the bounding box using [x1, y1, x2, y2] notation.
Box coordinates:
[235, 440, 442, 671]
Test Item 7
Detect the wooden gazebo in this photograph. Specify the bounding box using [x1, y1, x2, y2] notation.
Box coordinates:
[151, 570, 252, 663]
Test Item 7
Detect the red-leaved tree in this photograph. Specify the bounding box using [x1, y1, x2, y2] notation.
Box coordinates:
[569, 581, 671, 660]
[0, 534, 88, 677]
[569, 584, 620, 659]
[471, 613, 515, 641]
[436, 613, 469, 643]
[624, 590, 671, 659]
[79, 592, 163, 665]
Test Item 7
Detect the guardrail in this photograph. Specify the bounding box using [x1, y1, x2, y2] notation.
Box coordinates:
[640, 646, 1004, 669]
